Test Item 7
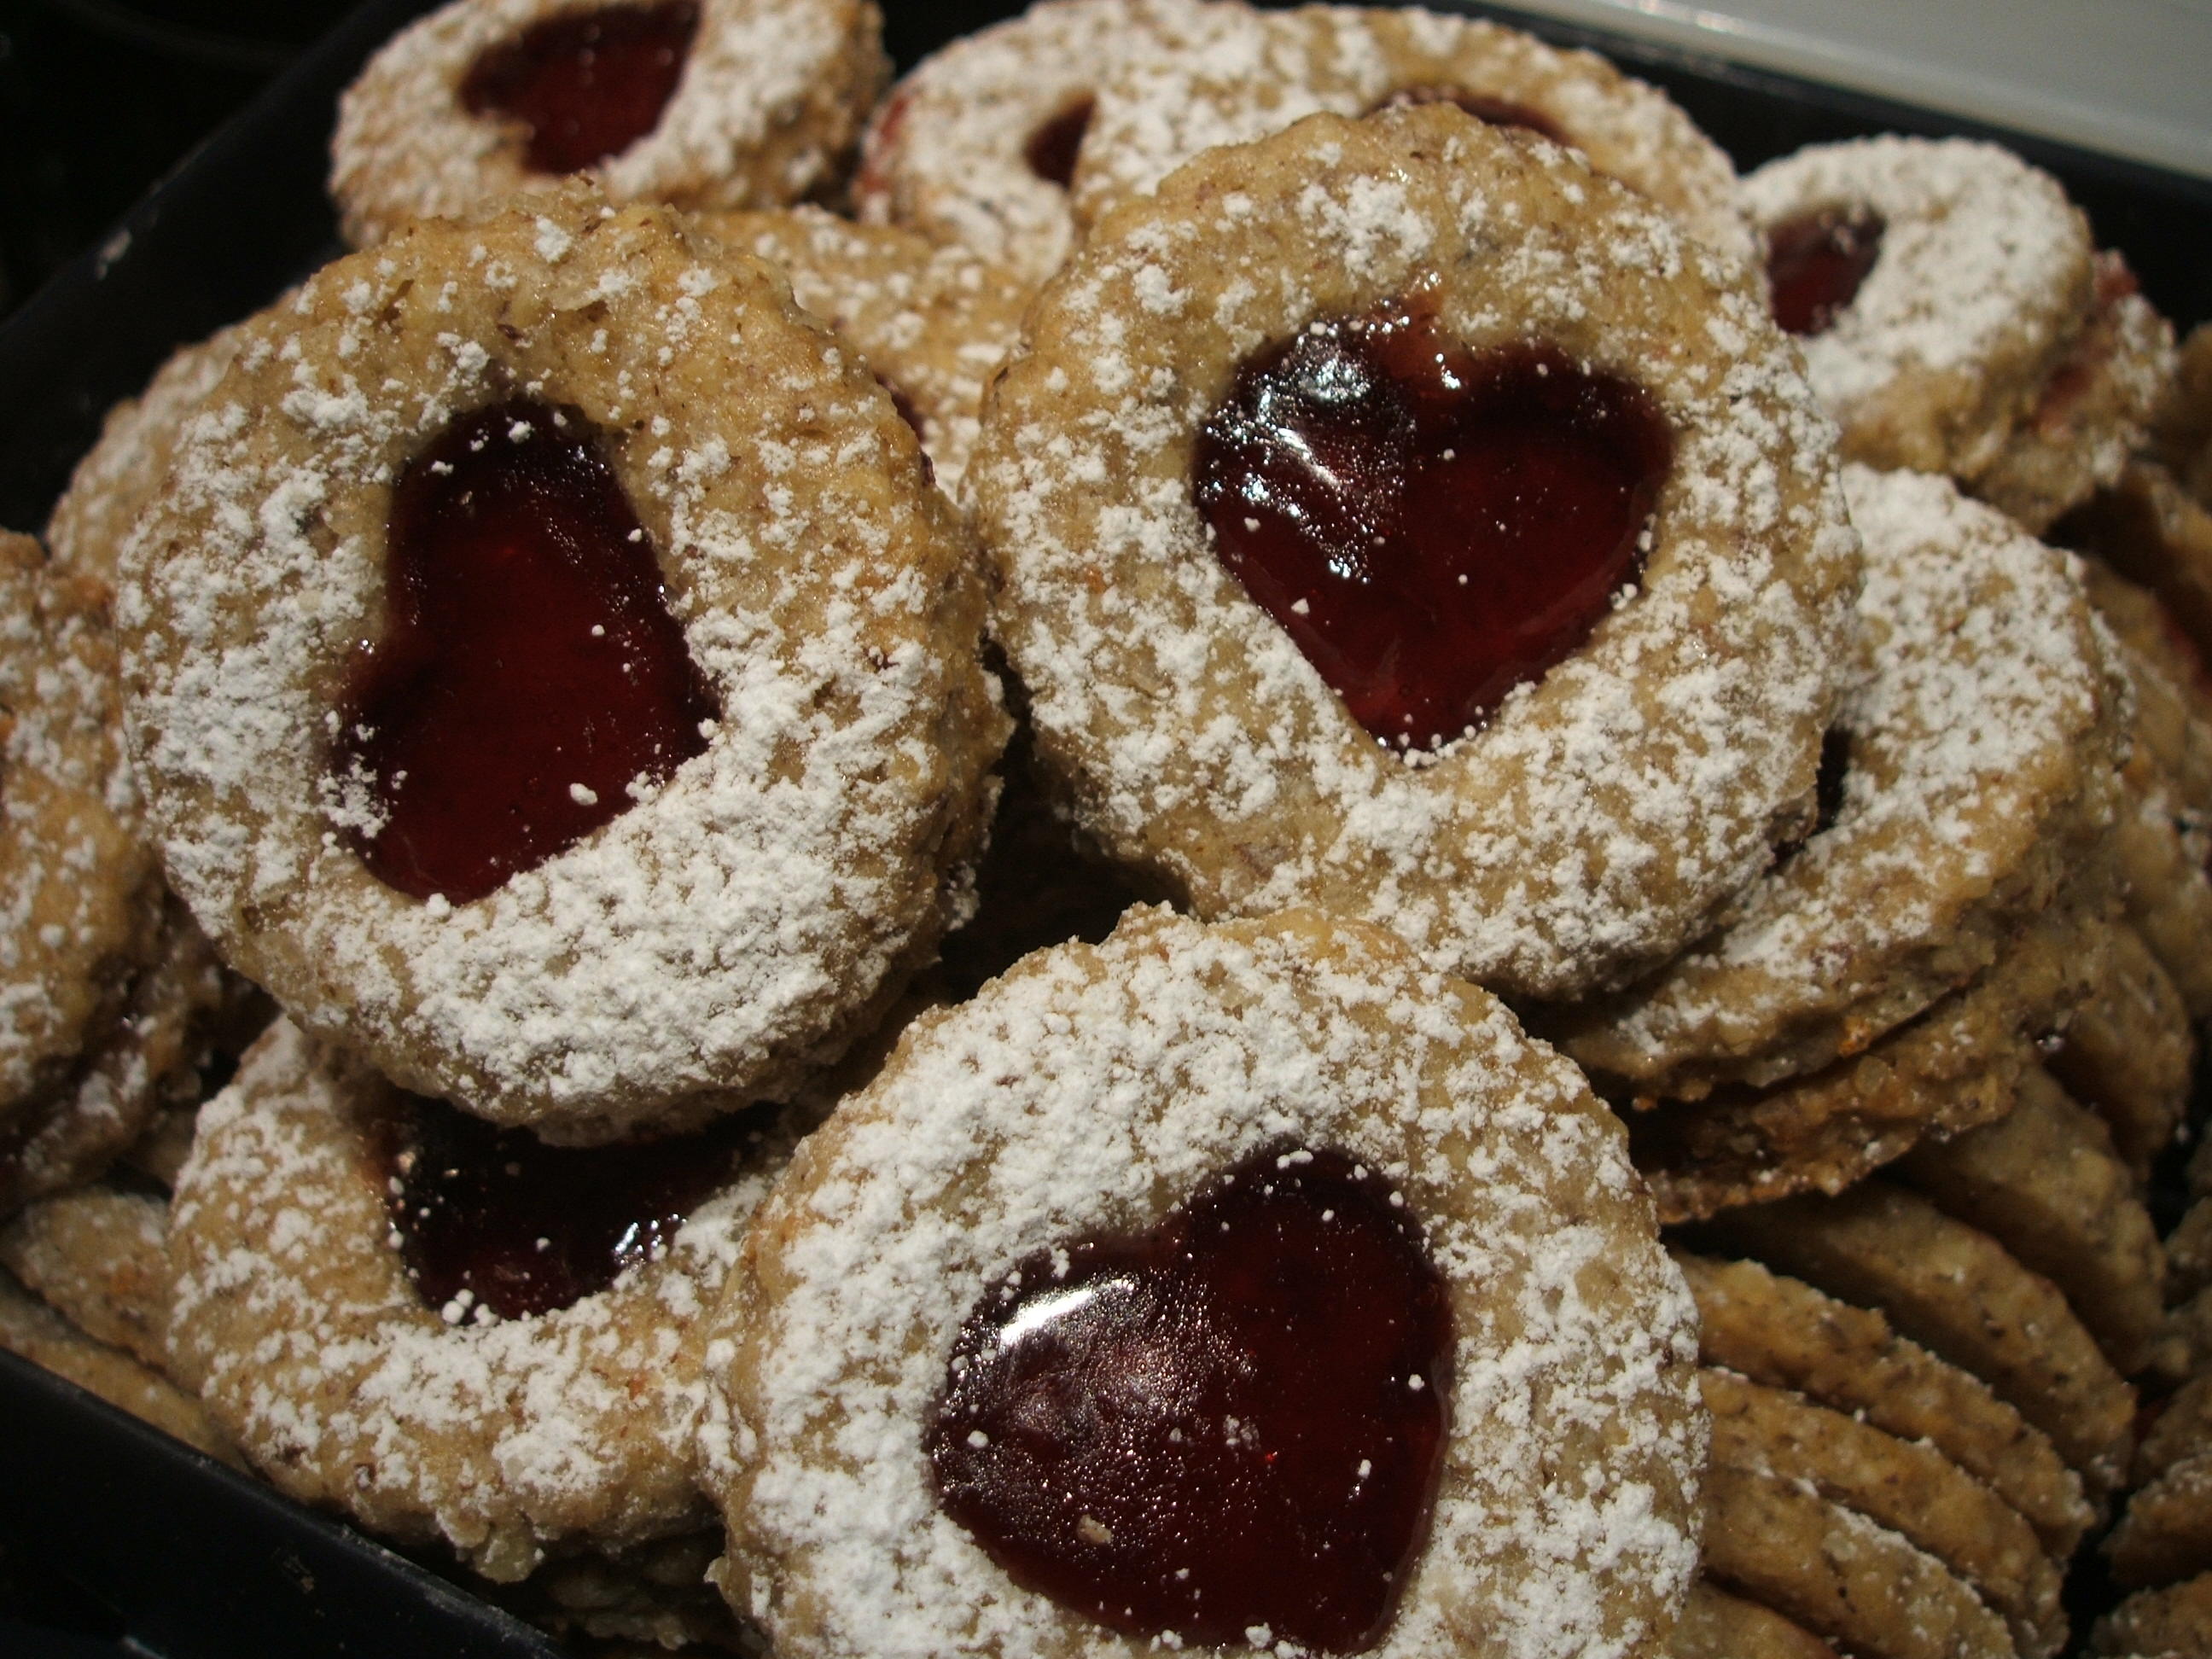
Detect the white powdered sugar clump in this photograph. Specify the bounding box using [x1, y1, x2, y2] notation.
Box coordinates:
[713, 909, 1703, 1659]
[166, 1018, 788, 1580]
[974, 108, 1859, 1003]
[1562, 464, 2124, 1091]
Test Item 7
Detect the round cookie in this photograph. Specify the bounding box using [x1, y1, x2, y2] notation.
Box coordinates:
[0, 1180, 174, 1371]
[45, 317, 259, 590]
[1623, 898, 2101, 1223]
[1697, 1463, 2014, 1659]
[1670, 1584, 1840, 1659]
[1557, 466, 2126, 1098]
[1703, 1366, 2063, 1658]
[1743, 137, 2099, 484]
[331, 0, 889, 247]
[120, 200, 1008, 1142]
[850, 0, 1222, 288]
[166, 1018, 800, 1581]
[1677, 1250, 2093, 1558]
[707, 906, 1703, 1659]
[971, 106, 1858, 1002]
[0, 534, 160, 1114]
[694, 206, 1027, 495]
[1068, 3, 1755, 268]
[1706, 1180, 2137, 1492]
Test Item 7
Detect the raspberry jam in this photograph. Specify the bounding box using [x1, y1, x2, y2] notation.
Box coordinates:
[1766, 209, 1884, 337]
[335, 397, 716, 905]
[461, 0, 700, 174]
[1194, 300, 1673, 751]
[1025, 97, 1095, 188]
[380, 1094, 758, 1320]
[927, 1144, 1452, 1654]
[1381, 85, 1566, 145]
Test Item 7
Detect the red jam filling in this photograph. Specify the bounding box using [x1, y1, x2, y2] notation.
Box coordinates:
[1025, 96, 1096, 189]
[1381, 85, 1566, 145]
[460, 0, 700, 175]
[1766, 208, 1884, 337]
[379, 1094, 759, 1320]
[334, 396, 716, 905]
[1193, 300, 1673, 751]
[927, 1144, 1452, 1654]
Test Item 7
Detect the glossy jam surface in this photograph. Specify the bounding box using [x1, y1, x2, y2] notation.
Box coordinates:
[461, 0, 700, 174]
[1194, 301, 1674, 751]
[1025, 97, 1095, 188]
[335, 397, 716, 905]
[1381, 84, 1566, 144]
[928, 1145, 1452, 1653]
[1767, 209, 1884, 337]
[380, 1094, 754, 1319]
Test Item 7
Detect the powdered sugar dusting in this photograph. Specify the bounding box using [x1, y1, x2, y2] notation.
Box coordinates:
[973, 108, 1857, 1000]
[714, 909, 1702, 1659]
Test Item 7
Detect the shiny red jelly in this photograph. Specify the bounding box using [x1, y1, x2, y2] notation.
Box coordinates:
[461, 0, 700, 174]
[1025, 97, 1095, 188]
[1766, 208, 1884, 337]
[335, 397, 716, 905]
[380, 1094, 758, 1320]
[1381, 85, 1566, 145]
[927, 1144, 1452, 1653]
[1194, 301, 1673, 751]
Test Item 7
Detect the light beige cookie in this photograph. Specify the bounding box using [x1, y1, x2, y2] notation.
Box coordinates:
[1671, 1583, 1839, 1659]
[0, 1180, 173, 1370]
[971, 105, 1857, 1003]
[1559, 467, 2124, 1098]
[166, 1018, 803, 1581]
[1677, 1251, 2093, 1559]
[1703, 1367, 2063, 1657]
[120, 200, 1007, 1142]
[2046, 920, 2195, 1181]
[1699, 1463, 2017, 1659]
[693, 205, 1025, 494]
[707, 906, 1703, 1659]
[1898, 1063, 2167, 1377]
[1067, 5, 1755, 266]
[332, 0, 889, 247]
[1707, 1181, 2136, 1492]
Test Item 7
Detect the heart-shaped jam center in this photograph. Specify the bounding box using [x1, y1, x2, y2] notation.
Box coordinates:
[379, 1095, 760, 1320]
[1025, 96, 1096, 188]
[1193, 301, 1673, 753]
[927, 1144, 1452, 1654]
[1766, 208, 1884, 337]
[334, 396, 716, 905]
[461, 0, 700, 175]
[1379, 86, 1567, 145]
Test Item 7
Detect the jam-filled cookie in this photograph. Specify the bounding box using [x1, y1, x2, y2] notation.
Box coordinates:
[1068, 4, 1755, 269]
[1557, 466, 2125, 1097]
[1744, 137, 2172, 529]
[707, 906, 1703, 1659]
[166, 1018, 801, 1580]
[851, 0, 1221, 288]
[120, 200, 1007, 1143]
[970, 107, 1858, 1002]
[695, 206, 1027, 493]
[332, 0, 889, 247]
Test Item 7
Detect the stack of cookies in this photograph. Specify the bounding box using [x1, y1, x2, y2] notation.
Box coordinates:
[1, 2, 2207, 1656]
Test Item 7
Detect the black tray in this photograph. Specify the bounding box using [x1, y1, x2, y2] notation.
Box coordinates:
[1, 2, 2206, 1653]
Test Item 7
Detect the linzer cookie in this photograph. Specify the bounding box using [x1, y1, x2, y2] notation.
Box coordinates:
[165, 1019, 802, 1581]
[694, 206, 1027, 494]
[1743, 137, 2172, 530]
[851, 0, 1221, 288]
[1068, 3, 1755, 267]
[971, 106, 1857, 1002]
[119, 200, 1007, 1143]
[330, 0, 888, 247]
[1558, 465, 2124, 1100]
[706, 907, 1703, 1659]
